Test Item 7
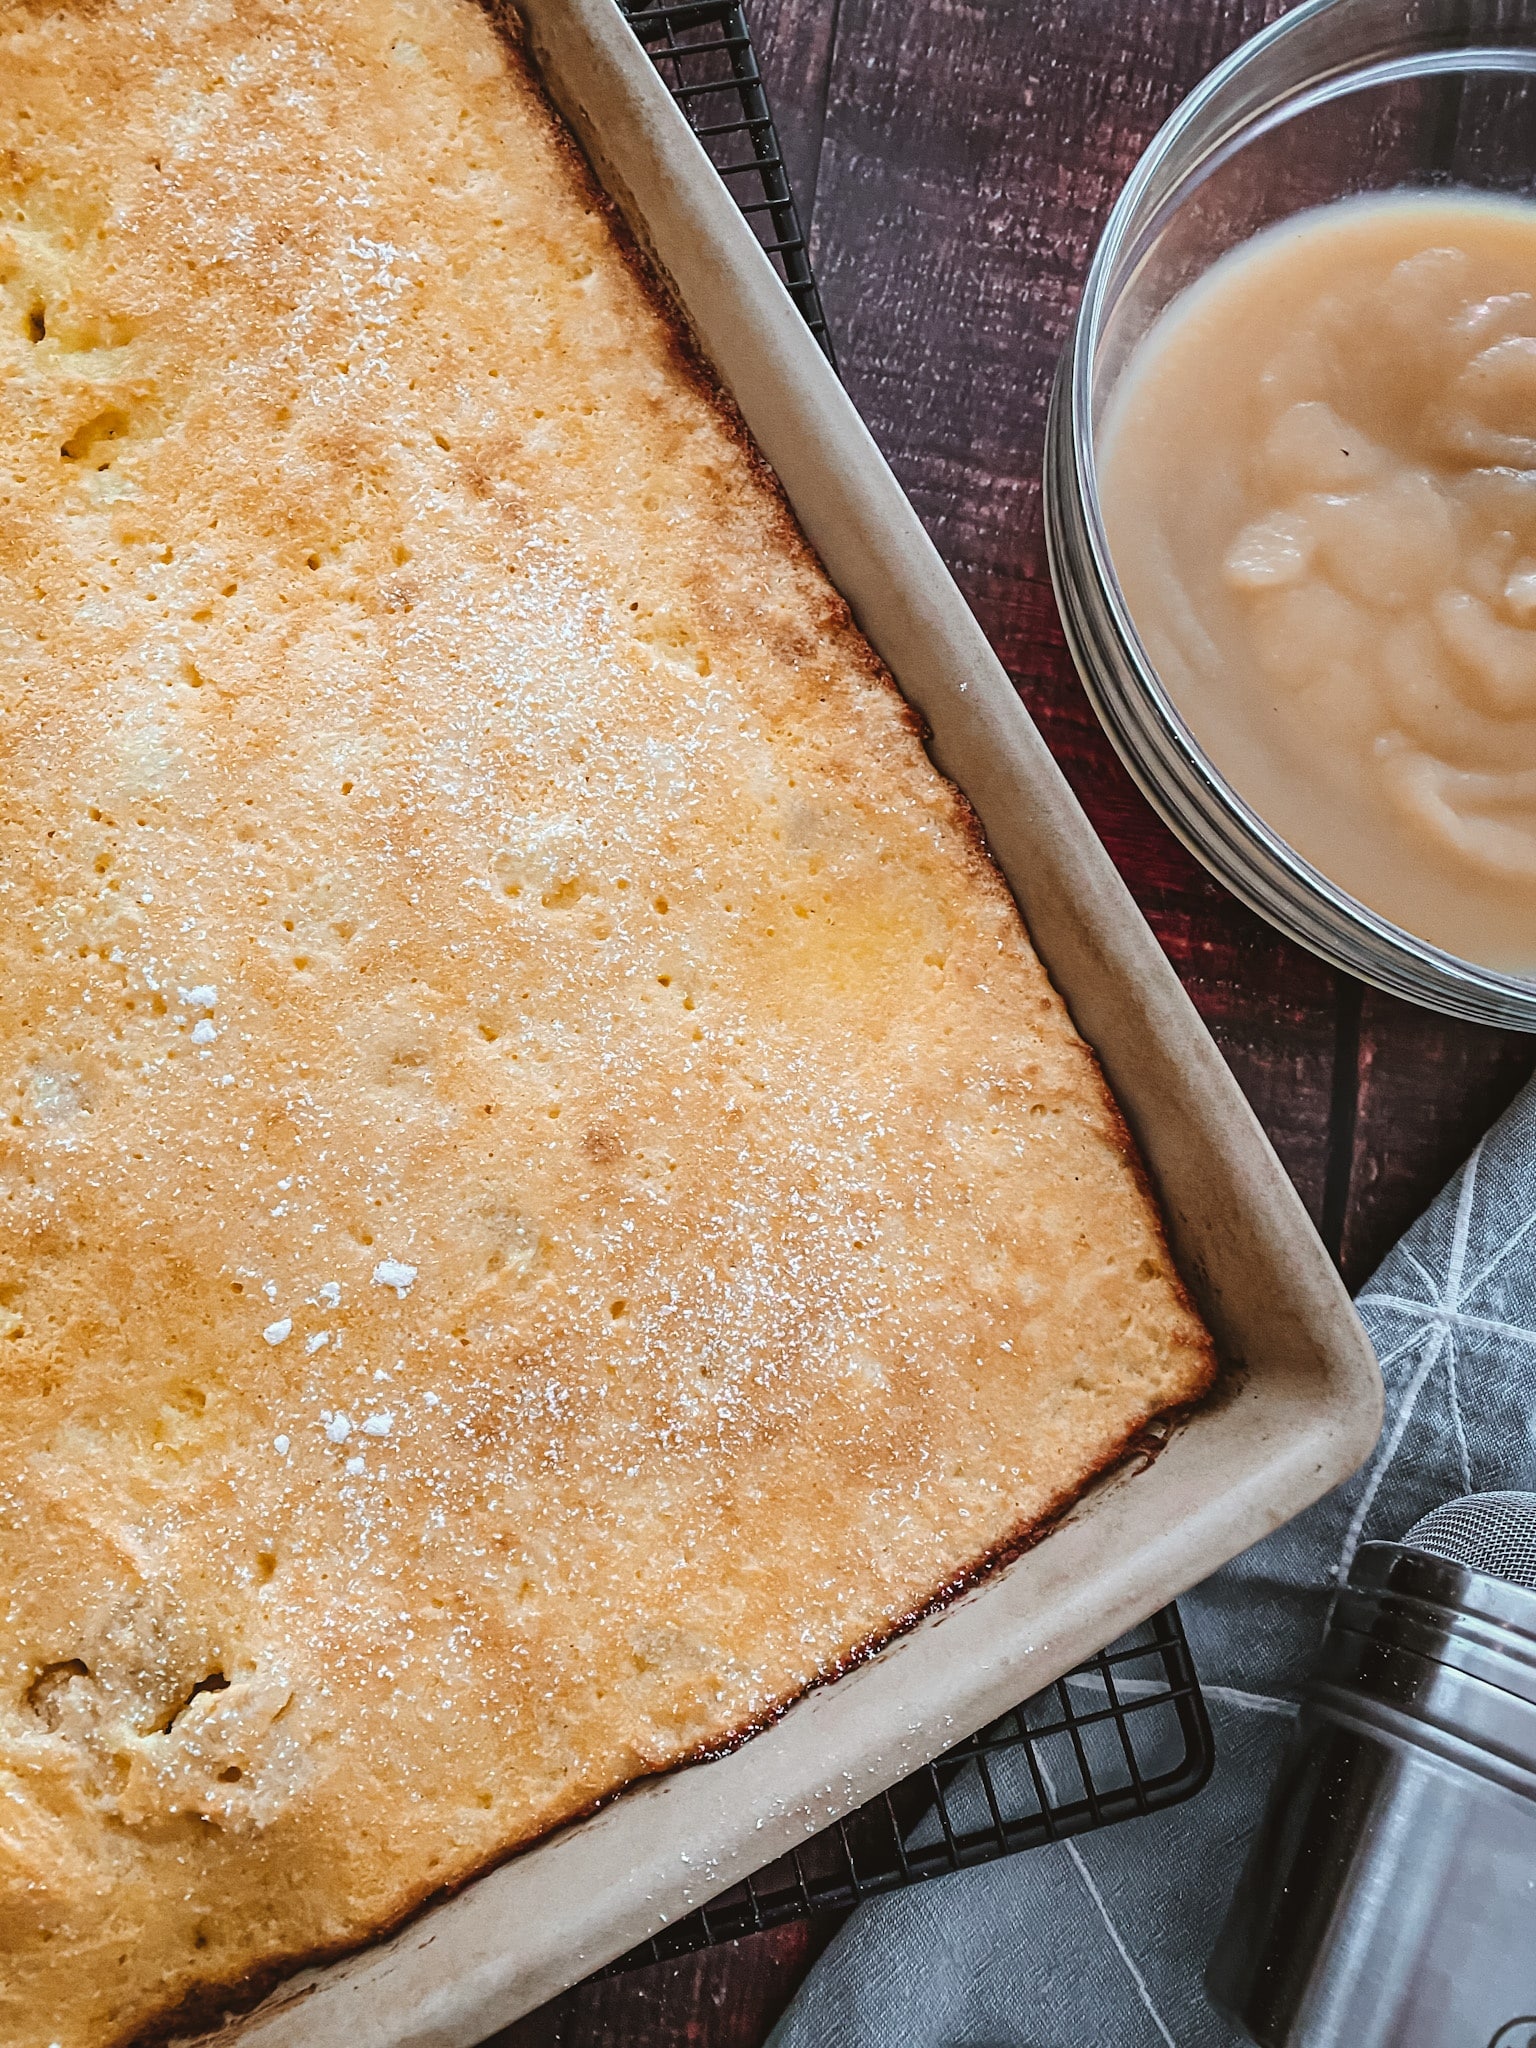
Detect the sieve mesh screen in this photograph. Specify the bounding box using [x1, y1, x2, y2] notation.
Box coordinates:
[1403, 1491, 1536, 1590]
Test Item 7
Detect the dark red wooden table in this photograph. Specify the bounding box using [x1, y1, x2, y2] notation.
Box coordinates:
[497, 1, 1536, 2040]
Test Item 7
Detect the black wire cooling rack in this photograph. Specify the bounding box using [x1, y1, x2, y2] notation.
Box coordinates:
[607, 1606, 1212, 1972]
[600, 1, 1215, 1973]
[619, 0, 835, 363]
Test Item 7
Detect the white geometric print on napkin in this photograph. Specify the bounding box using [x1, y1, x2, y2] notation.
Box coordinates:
[770, 1082, 1536, 2048]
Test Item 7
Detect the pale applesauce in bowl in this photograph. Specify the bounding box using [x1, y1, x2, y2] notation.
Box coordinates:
[1045, 0, 1536, 1024]
[1099, 193, 1536, 977]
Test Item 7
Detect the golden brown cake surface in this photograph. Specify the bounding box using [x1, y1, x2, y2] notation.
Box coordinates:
[0, 2, 1214, 2039]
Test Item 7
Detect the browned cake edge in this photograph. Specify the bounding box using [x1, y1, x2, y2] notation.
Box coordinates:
[138, 1405, 1212, 2048]
[102, 12, 1218, 2045]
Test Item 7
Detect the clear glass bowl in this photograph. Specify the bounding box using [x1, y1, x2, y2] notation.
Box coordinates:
[1044, 0, 1536, 1028]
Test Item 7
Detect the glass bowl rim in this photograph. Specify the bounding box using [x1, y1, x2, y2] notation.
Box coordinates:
[1065, 0, 1536, 1018]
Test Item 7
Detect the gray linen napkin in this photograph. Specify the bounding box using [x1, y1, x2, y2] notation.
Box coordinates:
[769, 1077, 1536, 2048]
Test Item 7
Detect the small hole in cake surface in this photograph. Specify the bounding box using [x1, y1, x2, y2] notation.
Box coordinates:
[24, 1658, 90, 1728]
[157, 1671, 229, 1734]
[61, 407, 131, 465]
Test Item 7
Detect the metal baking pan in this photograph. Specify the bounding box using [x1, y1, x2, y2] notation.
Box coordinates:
[194, 4, 1382, 2040]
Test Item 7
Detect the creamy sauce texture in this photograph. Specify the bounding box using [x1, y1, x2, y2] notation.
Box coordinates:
[1100, 192, 1536, 973]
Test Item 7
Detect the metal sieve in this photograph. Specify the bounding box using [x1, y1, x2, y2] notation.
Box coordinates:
[1208, 1490, 1536, 2047]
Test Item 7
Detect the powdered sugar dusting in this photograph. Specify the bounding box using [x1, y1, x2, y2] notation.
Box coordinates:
[0, 0, 1206, 2028]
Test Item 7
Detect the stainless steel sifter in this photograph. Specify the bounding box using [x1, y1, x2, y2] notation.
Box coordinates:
[1208, 1491, 1536, 2048]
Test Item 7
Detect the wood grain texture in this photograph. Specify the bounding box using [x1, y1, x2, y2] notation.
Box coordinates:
[498, 1, 1536, 2042]
[800, 0, 1350, 1229]
[487, 1920, 841, 2048]
[1340, 994, 1535, 1286]
[742, 0, 838, 224]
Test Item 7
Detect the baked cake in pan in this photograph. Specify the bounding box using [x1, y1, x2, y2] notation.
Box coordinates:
[0, 0, 1214, 2039]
